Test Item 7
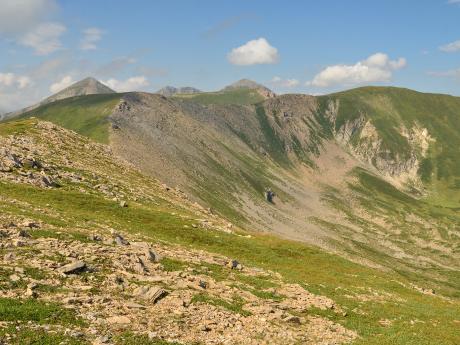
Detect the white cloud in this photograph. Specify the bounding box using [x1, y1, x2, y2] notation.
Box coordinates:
[80, 27, 104, 51]
[19, 22, 66, 55]
[439, 40, 460, 52]
[428, 69, 460, 79]
[0, 0, 58, 35]
[0, 72, 32, 89]
[102, 76, 149, 92]
[0, 72, 34, 112]
[50, 75, 74, 93]
[0, 73, 15, 87]
[228, 38, 279, 65]
[270, 76, 300, 88]
[17, 76, 32, 89]
[0, 0, 65, 55]
[309, 53, 407, 88]
[448, 0, 460, 4]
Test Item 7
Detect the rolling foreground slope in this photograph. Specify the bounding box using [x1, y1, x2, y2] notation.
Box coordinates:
[1, 119, 460, 344]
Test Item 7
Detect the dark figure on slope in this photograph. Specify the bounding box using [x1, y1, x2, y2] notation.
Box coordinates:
[266, 189, 276, 203]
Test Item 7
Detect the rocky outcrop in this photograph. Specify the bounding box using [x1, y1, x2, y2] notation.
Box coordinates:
[323, 99, 433, 190]
[0, 211, 357, 345]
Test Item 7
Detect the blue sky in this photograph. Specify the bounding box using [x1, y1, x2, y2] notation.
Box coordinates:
[0, 0, 459, 111]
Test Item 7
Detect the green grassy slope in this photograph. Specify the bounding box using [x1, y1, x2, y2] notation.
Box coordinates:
[12, 93, 122, 143]
[318, 87, 460, 205]
[1, 119, 460, 344]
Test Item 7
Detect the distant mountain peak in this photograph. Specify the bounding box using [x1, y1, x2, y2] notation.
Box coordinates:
[4, 77, 116, 119]
[41, 77, 115, 105]
[157, 86, 202, 97]
[222, 79, 276, 98]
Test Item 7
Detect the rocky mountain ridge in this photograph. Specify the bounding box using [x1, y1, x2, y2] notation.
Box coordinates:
[6, 81, 460, 279]
[157, 86, 202, 97]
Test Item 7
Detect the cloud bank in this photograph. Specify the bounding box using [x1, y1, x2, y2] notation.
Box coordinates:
[103, 76, 150, 92]
[439, 40, 460, 52]
[309, 53, 406, 87]
[270, 76, 300, 88]
[0, 0, 66, 55]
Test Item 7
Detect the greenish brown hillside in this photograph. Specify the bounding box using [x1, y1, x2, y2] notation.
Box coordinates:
[1, 118, 460, 344]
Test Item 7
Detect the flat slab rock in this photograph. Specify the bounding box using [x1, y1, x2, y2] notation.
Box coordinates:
[58, 260, 86, 274]
[106, 315, 131, 325]
[133, 286, 168, 303]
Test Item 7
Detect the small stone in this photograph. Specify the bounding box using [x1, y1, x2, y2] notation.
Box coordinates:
[94, 335, 110, 344]
[4, 252, 15, 261]
[133, 257, 146, 274]
[27, 282, 38, 290]
[227, 259, 243, 270]
[25, 288, 37, 298]
[58, 260, 86, 274]
[88, 234, 102, 241]
[12, 239, 26, 247]
[124, 301, 146, 309]
[114, 276, 124, 285]
[114, 235, 129, 246]
[200, 324, 211, 332]
[284, 315, 302, 324]
[106, 315, 131, 325]
[133, 286, 168, 303]
[21, 158, 35, 169]
[119, 200, 127, 208]
[148, 332, 158, 340]
[18, 229, 30, 237]
[40, 174, 58, 187]
[21, 221, 39, 228]
[9, 274, 20, 282]
[199, 280, 208, 289]
[144, 248, 160, 263]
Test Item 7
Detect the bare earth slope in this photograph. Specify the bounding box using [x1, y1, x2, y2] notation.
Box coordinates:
[107, 89, 460, 287]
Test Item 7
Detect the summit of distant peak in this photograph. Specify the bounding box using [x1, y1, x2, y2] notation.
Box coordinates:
[222, 79, 276, 98]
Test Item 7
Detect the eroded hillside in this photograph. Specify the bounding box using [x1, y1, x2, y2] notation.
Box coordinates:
[1, 119, 460, 344]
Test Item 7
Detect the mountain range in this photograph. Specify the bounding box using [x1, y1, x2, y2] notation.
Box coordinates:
[1, 77, 460, 344]
[157, 86, 202, 97]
